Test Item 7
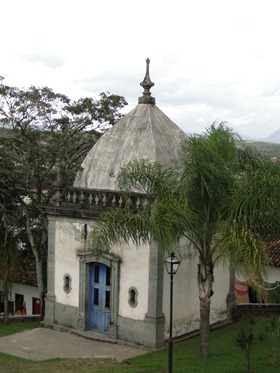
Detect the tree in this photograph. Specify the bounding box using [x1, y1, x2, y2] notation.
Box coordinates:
[0, 79, 127, 319]
[92, 123, 270, 357]
[0, 181, 19, 325]
[0, 222, 19, 325]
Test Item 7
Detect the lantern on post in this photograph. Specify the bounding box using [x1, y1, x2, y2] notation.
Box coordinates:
[164, 252, 181, 373]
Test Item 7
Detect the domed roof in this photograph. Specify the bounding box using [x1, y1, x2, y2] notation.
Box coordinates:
[74, 59, 187, 191]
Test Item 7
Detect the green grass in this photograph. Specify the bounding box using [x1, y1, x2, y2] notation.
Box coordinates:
[0, 317, 280, 372]
[0, 321, 39, 338]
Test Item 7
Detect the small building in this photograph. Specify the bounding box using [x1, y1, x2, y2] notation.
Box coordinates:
[43, 60, 231, 348]
[0, 253, 41, 317]
[235, 239, 280, 304]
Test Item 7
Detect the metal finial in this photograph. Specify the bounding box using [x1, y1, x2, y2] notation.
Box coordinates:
[138, 58, 155, 104]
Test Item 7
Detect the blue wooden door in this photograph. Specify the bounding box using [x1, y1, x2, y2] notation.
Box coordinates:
[89, 263, 111, 332]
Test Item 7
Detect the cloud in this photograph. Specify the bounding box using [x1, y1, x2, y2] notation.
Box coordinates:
[19, 52, 66, 70]
[2, 0, 280, 139]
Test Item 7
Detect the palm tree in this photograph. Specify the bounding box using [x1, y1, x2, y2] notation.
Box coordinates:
[92, 123, 271, 357]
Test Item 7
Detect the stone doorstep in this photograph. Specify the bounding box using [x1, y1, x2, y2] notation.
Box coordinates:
[40, 321, 116, 343]
[40, 321, 151, 351]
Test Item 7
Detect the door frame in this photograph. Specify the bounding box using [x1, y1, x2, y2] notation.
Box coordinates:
[77, 252, 120, 338]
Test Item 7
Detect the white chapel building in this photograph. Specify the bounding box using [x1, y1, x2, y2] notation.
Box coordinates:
[43, 60, 232, 348]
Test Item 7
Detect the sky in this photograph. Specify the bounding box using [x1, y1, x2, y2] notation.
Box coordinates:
[2, 0, 280, 139]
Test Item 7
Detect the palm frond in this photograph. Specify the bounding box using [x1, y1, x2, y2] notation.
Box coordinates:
[228, 160, 280, 236]
[180, 124, 240, 224]
[117, 160, 179, 197]
[92, 191, 197, 253]
[217, 223, 269, 281]
[92, 207, 150, 252]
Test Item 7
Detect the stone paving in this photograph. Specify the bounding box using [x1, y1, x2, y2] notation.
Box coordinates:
[0, 327, 149, 362]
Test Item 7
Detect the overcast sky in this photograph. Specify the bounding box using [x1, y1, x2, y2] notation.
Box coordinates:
[2, 0, 280, 139]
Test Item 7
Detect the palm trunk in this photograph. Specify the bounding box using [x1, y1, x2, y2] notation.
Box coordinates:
[198, 255, 214, 357]
[199, 297, 210, 357]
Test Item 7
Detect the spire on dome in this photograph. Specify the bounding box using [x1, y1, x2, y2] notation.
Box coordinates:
[138, 58, 155, 104]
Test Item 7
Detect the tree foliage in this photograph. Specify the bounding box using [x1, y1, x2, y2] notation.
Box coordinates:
[0, 188, 20, 324]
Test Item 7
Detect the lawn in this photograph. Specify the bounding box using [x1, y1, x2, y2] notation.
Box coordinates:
[0, 321, 38, 338]
[0, 317, 280, 372]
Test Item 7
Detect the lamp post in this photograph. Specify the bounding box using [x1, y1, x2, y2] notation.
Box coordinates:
[164, 252, 181, 373]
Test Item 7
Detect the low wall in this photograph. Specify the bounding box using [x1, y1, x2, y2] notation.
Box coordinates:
[235, 304, 280, 319]
[0, 315, 40, 324]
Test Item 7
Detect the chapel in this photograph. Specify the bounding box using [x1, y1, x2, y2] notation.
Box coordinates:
[43, 59, 232, 348]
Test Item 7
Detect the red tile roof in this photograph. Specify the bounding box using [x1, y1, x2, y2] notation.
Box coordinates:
[14, 253, 37, 287]
[267, 239, 280, 268]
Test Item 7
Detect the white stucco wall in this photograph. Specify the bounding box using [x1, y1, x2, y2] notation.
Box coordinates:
[163, 244, 200, 337]
[52, 215, 230, 336]
[236, 266, 280, 284]
[163, 241, 229, 338]
[111, 240, 149, 320]
[53, 217, 150, 320]
[210, 262, 230, 322]
[267, 267, 280, 283]
[54, 217, 90, 307]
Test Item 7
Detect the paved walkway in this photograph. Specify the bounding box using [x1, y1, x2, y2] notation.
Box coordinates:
[0, 327, 149, 362]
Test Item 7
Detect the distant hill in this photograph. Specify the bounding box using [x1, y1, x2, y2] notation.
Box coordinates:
[264, 129, 280, 143]
[245, 140, 280, 160]
[236, 128, 280, 159]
